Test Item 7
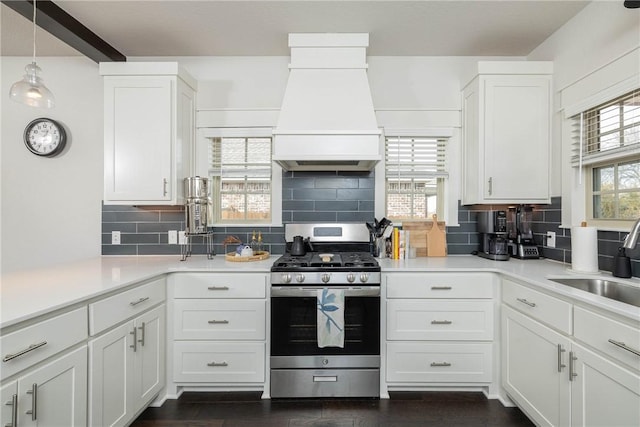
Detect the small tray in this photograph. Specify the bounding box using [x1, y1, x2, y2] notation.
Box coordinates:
[225, 251, 270, 262]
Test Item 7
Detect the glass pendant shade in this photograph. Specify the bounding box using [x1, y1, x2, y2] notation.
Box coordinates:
[9, 62, 55, 108]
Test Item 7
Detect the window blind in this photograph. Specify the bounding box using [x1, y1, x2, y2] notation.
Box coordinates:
[571, 89, 640, 167]
[209, 137, 272, 179]
[385, 137, 448, 179]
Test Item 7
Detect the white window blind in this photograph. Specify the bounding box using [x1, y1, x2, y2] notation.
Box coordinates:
[385, 137, 448, 179]
[384, 136, 448, 220]
[209, 137, 272, 178]
[571, 89, 640, 167]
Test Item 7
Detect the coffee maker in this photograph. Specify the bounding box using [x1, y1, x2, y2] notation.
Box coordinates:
[477, 211, 510, 261]
[508, 206, 540, 259]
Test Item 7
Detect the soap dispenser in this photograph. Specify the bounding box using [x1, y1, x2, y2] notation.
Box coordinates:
[613, 247, 632, 278]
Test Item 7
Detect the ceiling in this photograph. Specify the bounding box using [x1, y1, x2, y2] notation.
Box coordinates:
[2, 0, 595, 59]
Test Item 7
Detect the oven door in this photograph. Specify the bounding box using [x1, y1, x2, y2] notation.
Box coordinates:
[270, 286, 380, 357]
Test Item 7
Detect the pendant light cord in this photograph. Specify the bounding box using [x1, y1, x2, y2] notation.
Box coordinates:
[32, 0, 37, 63]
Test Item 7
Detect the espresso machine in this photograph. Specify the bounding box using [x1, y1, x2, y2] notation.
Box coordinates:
[508, 206, 540, 259]
[477, 211, 510, 261]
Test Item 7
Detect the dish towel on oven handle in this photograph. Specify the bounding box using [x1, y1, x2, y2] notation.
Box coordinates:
[317, 288, 345, 348]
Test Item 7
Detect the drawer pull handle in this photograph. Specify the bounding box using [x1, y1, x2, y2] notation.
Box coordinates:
[430, 362, 452, 367]
[608, 339, 640, 357]
[2, 341, 47, 362]
[208, 320, 229, 324]
[557, 344, 566, 372]
[5, 393, 17, 427]
[25, 383, 37, 421]
[569, 351, 578, 381]
[130, 296, 150, 306]
[138, 322, 146, 347]
[430, 286, 452, 290]
[208, 286, 230, 291]
[313, 376, 338, 382]
[207, 361, 228, 367]
[431, 320, 452, 325]
[516, 298, 536, 307]
[130, 327, 138, 352]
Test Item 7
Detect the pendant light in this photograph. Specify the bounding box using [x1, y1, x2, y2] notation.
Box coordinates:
[9, 0, 55, 108]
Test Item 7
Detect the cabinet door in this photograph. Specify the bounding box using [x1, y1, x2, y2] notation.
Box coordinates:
[89, 321, 134, 427]
[18, 346, 87, 427]
[571, 342, 640, 427]
[1, 381, 18, 427]
[132, 305, 165, 413]
[502, 305, 570, 427]
[483, 75, 550, 202]
[104, 77, 173, 203]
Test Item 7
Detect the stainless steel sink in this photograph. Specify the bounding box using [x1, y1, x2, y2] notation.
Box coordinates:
[548, 278, 640, 307]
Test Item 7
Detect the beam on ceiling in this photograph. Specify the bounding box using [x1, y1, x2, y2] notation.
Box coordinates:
[2, 0, 126, 62]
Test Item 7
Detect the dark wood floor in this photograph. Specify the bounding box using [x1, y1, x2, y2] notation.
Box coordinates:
[131, 391, 534, 427]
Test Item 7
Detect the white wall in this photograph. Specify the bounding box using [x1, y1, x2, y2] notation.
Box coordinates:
[1, 56, 103, 273]
[527, 1, 640, 226]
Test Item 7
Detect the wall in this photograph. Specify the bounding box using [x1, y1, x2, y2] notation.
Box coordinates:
[1, 56, 103, 273]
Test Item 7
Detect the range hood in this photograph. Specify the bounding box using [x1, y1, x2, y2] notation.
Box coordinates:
[273, 33, 381, 171]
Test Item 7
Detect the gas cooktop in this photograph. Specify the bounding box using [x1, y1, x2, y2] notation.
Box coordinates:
[271, 251, 380, 271]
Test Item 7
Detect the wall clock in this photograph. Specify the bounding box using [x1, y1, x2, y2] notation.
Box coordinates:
[23, 117, 67, 157]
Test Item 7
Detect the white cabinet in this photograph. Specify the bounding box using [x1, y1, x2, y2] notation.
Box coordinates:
[169, 273, 267, 389]
[385, 273, 495, 386]
[502, 281, 640, 427]
[88, 277, 166, 427]
[461, 61, 552, 205]
[502, 305, 571, 427]
[1, 347, 87, 427]
[101, 62, 196, 205]
[570, 342, 640, 427]
[1, 308, 88, 427]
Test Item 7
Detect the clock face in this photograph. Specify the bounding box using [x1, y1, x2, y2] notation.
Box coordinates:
[24, 118, 67, 157]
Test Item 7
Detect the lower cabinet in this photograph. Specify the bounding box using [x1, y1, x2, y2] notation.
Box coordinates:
[502, 304, 640, 427]
[169, 273, 267, 390]
[1, 346, 87, 427]
[89, 304, 165, 427]
[385, 273, 495, 388]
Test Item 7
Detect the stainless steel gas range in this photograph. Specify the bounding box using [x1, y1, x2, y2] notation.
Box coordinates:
[270, 223, 381, 398]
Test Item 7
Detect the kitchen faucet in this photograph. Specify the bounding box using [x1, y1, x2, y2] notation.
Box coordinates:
[622, 217, 640, 249]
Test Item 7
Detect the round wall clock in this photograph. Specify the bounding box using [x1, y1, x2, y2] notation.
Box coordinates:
[23, 117, 67, 157]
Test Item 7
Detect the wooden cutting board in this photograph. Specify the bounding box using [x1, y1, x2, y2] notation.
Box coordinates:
[426, 214, 447, 257]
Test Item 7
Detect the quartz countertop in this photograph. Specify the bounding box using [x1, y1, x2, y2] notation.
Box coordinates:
[1, 255, 639, 329]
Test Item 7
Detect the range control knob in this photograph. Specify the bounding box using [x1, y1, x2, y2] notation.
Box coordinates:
[359, 273, 369, 283]
[281, 273, 292, 284]
[346, 273, 356, 283]
[296, 274, 305, 283]
[321, 273, 331, 283]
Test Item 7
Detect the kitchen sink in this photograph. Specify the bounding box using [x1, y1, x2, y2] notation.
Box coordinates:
[548, 278, 640, 307]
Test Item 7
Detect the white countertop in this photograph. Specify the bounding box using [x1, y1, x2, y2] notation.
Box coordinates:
[1, 255, 639, 329]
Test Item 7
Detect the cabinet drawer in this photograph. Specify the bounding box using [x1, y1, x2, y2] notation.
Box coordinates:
[502, 279, 572, 334]
[172, 273, 266, 298]
[174, 300, 266, 340]
[173, 341, 265, 383]
[386, 273, 494, 299]
[574, 306, 640, 371]
[89, 277, 166, 335]
[387, 300, 493, 341]
[1, 307, 87, 380]
[386, 342, 492, 383]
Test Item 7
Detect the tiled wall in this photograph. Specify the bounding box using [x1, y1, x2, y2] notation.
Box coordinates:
[102, 184, 639, 277]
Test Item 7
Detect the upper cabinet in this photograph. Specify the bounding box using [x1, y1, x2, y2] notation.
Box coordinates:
[461, 61, 552, 205]
[101, 62, 196, 205]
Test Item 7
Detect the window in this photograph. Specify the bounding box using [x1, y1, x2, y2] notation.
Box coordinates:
[209, 136, 273, 223]
[573, 89, 640, 222]
[384, 136, 448, 221]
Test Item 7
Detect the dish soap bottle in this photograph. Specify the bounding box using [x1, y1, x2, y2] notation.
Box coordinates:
[613, 247, 632, 278]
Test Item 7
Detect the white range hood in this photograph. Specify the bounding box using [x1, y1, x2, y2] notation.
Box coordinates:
[272, 33, 381, 171]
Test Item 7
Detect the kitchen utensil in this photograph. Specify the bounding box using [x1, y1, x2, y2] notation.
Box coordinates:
[290, 235, 307, 256]
[426, 214, 447, 256]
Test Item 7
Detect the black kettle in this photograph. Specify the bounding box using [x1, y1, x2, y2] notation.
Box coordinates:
[290, 235, 308, 256]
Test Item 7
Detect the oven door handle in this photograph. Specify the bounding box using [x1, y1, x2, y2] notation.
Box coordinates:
[271, 286, 380, 297]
